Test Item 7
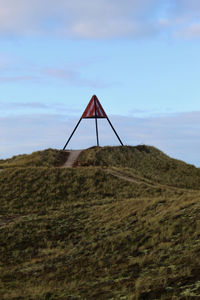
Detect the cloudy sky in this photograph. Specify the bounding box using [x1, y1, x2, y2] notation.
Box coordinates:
[1, 0, 200, 166]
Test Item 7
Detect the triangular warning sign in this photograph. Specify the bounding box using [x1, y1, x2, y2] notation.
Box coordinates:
[63, 95, 123, 149]
[82, 95, 107, 119]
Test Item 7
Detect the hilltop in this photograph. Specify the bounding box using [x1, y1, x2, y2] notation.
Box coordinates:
[0, 149, 69, 168]
[77, 145, 200, 189]
[0, 146, 200, 299]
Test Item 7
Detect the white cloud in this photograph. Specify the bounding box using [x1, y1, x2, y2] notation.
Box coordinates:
[172, 0, 200, 16]
[176, 23, 200, 38]
[0, 75, 37, 82]
[0, 0, 161, 38]
[0, 1, 200, 39]
[163, 0, 200, 39]
[44, 67, 109, 88]
[0, 101, 81, 115]
[0, 56, 109, 87]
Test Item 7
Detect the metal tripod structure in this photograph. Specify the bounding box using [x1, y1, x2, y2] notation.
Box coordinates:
[63, 95, 123, 150]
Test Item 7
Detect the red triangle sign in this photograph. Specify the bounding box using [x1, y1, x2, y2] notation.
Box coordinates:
[82, 95, 107, 119]
[63, 94, 124, 149]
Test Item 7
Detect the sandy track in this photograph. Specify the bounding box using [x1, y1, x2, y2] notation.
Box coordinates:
[61, 150, 82, 168]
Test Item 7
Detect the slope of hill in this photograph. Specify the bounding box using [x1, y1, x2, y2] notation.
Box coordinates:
[0, 146, 200, 299]
[0, 149, 69, 168]
[78, 145, 200, 189]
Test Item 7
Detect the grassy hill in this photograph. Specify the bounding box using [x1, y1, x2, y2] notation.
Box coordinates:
[0, 149, 69, 168]
[78, 145, 200, 189]
[0, 146, 200, 299]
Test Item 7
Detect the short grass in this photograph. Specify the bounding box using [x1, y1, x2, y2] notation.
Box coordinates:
[1, 146, 200, 299]
[0, 149, 69, 168]
[78, 145, 200, 189]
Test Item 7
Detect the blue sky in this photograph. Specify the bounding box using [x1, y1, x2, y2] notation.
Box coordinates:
[1, 0, 200, 166]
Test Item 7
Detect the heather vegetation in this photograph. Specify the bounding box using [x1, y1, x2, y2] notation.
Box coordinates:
[0, 146, 200, 299]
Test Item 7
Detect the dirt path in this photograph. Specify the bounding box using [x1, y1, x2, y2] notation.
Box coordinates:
[61, 150, 82, 168]
[106, 168, 199, 194]
[107, 169, 142, 185]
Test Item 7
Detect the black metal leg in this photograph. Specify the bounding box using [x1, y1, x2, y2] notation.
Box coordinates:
[63, 118, 82, 150]
[94, 98, 100, 147]
[95, 117, 99, 147]
[106, 117, 124, 146]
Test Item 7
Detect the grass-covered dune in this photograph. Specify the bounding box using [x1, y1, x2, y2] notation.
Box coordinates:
[78, 145, 200, 189]
[0, 146, 200, 299]
[0, 149, 69, 168]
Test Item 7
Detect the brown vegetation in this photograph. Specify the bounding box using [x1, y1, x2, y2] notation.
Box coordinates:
[0, 146, 200, 299]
